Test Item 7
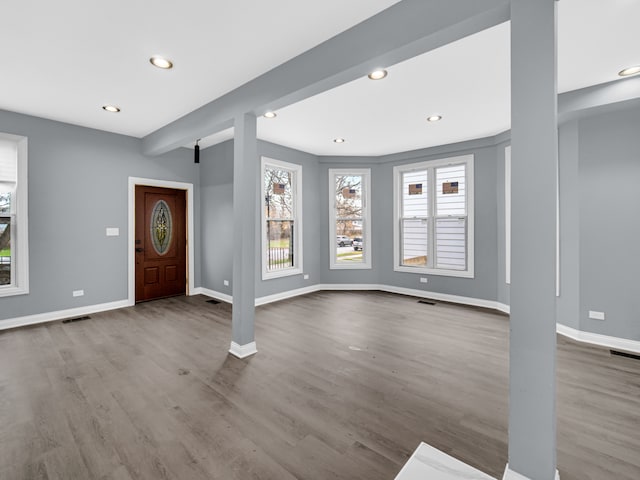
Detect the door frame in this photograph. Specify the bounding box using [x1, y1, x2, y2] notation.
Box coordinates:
[128, 177, 195, 305]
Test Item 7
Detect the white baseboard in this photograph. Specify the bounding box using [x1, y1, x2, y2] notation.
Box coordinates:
[0, 299, 132, 331]
[556, 323, 640, 355]
[229, 341, 257, 359]
[193, 287, 233, 304]
[495, 302, 510, 314]
[255, 284, 321, 306]
[503, 464, 559, 480]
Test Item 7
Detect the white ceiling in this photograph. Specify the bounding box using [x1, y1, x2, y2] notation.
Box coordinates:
[1, 0, 400, 138]
[2, 0, 639, 157]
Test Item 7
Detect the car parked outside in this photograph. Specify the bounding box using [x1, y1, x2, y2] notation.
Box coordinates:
[336, 235, 353, 247]
[352, 237, 362, 251]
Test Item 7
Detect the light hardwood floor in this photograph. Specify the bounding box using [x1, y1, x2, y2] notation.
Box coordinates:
[0, 291, 638, 479]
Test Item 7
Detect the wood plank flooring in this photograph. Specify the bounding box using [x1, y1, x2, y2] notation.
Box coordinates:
[0, 291, 639, 479]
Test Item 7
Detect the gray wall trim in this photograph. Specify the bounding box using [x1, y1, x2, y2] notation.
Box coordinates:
[559, 75, 640, 123]
[142, 0, 509, 156]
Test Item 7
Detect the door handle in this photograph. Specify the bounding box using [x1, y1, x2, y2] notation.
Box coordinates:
[135, 247, 144, 253]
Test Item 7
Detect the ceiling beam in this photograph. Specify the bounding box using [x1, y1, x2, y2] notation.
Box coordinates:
[559, 75, 640, 123]
[142, 0, 510, 156]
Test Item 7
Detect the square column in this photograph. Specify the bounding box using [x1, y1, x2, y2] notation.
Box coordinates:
[230, 113, 258, 358]
[507, 1, 559, 479]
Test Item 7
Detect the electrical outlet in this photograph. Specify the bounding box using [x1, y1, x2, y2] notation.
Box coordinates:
[105, 227, 119, 236]
[420, 277, 428, 284]
[73, 290, 84, 297]
[304, 274, 309, 280]
[223, 280, 229, 286]
[588, 310, 605, 321]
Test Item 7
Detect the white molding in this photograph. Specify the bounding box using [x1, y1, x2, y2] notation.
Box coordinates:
[503, 464, 560, 480]
[255, 284, 320, 306]
[496, 302, 510, 314]
[556, 323, 640, 355]
[0, 299, 130, 331]
[194, 287, 232, 304]
[128, 177, 196, 305]
[229, 341, 257, 359]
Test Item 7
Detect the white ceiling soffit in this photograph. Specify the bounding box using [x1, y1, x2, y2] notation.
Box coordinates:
[0, 0, 401, 138]
[258, 22, 511, 157]
[253, 0, 640, 157]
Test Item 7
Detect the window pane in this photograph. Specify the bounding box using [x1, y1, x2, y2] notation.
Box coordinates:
[401, 218, 428, 266]
[402, 170, 428, 217]
[266, 220, 294, 271]
[436, 164, 466, 216]
[335, 220, 363, 264]
[435, 217, 466, 270]
[264, 167, 293, 219]
[335, 175, 362, 219]
[0, 192, 10, 284]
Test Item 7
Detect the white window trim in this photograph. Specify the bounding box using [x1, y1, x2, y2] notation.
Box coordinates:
[261, 157, 303, 280]
[0, 133, 29, 297]
[328, 168, 372, 270]
[393, 154, 474, 278]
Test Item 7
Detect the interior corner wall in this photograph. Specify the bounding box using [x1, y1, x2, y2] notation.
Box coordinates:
[577, 105, 640, 341]
[495, 140, 510, 307]
[199, 139, 321, 300]
[557, 120, 580, 330]
[0, 109, 201, 322]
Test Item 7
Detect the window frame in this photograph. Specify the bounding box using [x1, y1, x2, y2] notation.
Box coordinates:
[393, 154, 474, 278]
[261, 156, 303, 280]
[328, 168, 372, 270]
[0, 132, 29, 297]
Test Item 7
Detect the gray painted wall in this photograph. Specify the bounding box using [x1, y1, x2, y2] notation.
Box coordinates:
[495, 140, 510, 307]
[557, 121, 580, 330]
[199, 139, 321, 300]
[374, 144, 499, 302]
[578, 106, 640, 340]
[5, 102, 639, 343]
[0, 109, 201, 322]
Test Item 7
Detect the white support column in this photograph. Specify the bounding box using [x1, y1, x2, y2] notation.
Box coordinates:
[507, 1, 559, 479]
[230, 113, 258, 358]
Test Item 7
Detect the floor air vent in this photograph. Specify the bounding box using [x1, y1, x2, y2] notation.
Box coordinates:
[610, 350, 640, 361]
[418, 299, 436, 305]
[206, 299, 220, 305]
[62, 315, 91, 324]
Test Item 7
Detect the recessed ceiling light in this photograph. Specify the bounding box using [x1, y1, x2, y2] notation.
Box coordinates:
[368, 69, 388, 80]
[427, 115, 442, 122]
[102, 105, 120, 113]
[333, 138, 345, 143]
[149, 56, 173, 69]
[618, 65, 640, 77]
[263, 111, 277, 118]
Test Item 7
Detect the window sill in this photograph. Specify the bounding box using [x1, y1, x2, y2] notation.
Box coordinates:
[394, 265, 474, 279]
[0, 285, 29, 298]
[262, 267, 303, 281]
[330, 263, 372, 270]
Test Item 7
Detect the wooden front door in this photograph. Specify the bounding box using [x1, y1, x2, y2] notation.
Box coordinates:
[135, 185, 186, 302]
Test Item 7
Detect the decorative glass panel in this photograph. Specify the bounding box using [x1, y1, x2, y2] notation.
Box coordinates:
[150, 200, 173, 255]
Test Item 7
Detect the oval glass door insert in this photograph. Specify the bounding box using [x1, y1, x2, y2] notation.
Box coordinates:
[150, 200, 173, 255]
